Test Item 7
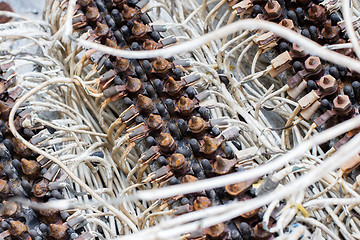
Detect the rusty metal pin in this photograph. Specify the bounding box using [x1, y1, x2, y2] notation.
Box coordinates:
[96, 21, 110, 37]
[21, 158, 41, 177]
[143, 39, 160, 50]
[264, 0, 281, 20]
[253, 222, 272, 240]
[188, 116, 206, 134]
[333, 95, 352, 114]
[267, 1, 275, 9]
[321, 20, 340, 43]
[169, 153, 190, 175]
[225, 182, 249, 196]
[49, 223, 69, 240]
[318, 75, 337, 93]
[9, 221, 28, 239]
[39, 209, 60, 224]
[241, 207, 260, 219]
[32, 178, 49, 198]
[169, 153, 186, 170]
[165, 77, 182, 95]
[1, 201, 20, 217]
[177, 96, 194, 115]
[137, 94, 155, 113]
[153, 58, 170, 72]
[85, 6, 100, 22]
[304, 56, 321, 72]
[126, 76, 142, 93]
[193, 196, 211, 211]
[115, 57, 130, 72]
[202, 136, 223, 155]
[106, 38, 118, 48]
[291, 42, 306, 58]
[213, 155, 237, 175]
[308, 3, 326, 25]
[0, 179, 11, 195]
[147, 114, 163, 130]
[279, 19, 294, 30]
[158, 132, 177, 153]
[132, 21, 147, 38]
[204, 223, 226, 239]
[122, 5, 138, 20]
[181, 174, 198, 184]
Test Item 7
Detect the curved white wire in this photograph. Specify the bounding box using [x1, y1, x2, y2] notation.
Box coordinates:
[74, 19, 360, 73]
[136, 115, 360, 200]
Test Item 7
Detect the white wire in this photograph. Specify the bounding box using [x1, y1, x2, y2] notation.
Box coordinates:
[136, 115, 360, 200]
[115, 130, 360, 240]
[342, 0, 360, 58]
[73, 19, 360, 72]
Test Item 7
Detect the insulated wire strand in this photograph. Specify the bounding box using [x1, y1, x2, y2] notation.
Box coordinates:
[136, 115, 360, 200]
[73, 19, 360, 72]
[8, 78, 139, 232]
